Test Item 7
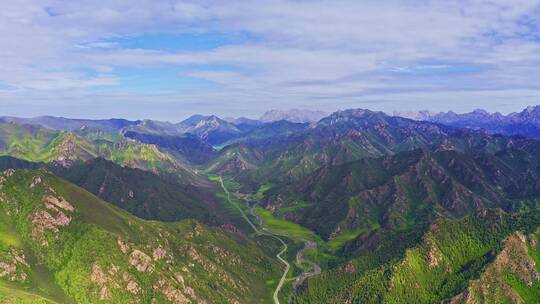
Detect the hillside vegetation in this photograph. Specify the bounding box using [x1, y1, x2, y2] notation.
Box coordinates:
[0, 123, 196, 184]
[0, 169, 280, 303]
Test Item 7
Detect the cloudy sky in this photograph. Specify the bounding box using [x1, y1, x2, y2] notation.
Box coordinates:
[1, 0, 540, 120]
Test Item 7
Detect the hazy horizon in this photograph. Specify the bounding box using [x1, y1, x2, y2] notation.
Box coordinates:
[2, 104, 540, 123]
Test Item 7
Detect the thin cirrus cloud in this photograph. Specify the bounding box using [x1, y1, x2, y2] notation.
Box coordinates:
[0, 0, 540, 120]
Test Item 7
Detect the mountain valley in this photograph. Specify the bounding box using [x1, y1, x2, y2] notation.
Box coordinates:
[2, 106, 540, 303]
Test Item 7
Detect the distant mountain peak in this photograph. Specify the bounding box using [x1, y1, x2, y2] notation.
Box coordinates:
[526, 105, 539, 113]
[319, 108, 387, 124]
[521, 105, 540, 115]
[472, 108, 489, 115]
[193, 115, 227, 129]
[259, 108, 327, 123]
[179, 114, 211, 126]
[393, 110, 434, 121]
[394, 105, 540, 138]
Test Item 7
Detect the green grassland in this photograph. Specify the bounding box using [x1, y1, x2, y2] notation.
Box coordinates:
[254, 207, 323, 243]
[326, 223, 381, 252]
[252, 183, 273, 201]
[301, 247, 341, 269]
[253, 205, 382, 254]
[0, 282, 58, 304]
[275, 202, 312, 217]
[207, 175, 221, 182]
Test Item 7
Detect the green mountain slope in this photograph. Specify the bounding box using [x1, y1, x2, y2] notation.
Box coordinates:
[293, 210, 540, 303]
[0, 156, 235, 228]
[0, 122, 199, 185]
[51, 157, 227, 225]
[0, 169, 280, 303]
[263, 146, 540, 240]
[5, 110, 540, 303]
[206, 109, 517, 190]
[122, 131, 217, 165]
[200, 110, 540, 302]
[451, 229, 540, 303]
[0, 156, 42, 171]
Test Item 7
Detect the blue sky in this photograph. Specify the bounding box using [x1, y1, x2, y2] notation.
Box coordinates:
[1, 0, 540, 121]
[110, 32, 255, 52]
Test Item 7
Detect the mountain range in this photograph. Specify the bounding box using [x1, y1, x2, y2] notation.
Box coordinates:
[395, 105, 540, 138]
[2, 106, 540, 303]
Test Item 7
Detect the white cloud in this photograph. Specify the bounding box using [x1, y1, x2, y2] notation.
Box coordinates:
[0, 0, 540, 119]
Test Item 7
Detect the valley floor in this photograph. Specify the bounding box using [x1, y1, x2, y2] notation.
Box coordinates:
[216, 176, 321, 303]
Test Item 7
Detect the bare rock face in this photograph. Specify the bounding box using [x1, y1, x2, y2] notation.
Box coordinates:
[90, 263, 111, 300]
[3, 169, 15, 177]
[55, 135, 80, 168]
[0, 170, 14, 190]
[0, 262, 17, 280]
[187, 247, 202, 263]
[30, 210, 71, 245]
[42, 195, 75, 212]
[153, 278, 189, 304]
[343, 261, 356, 274]
[90, 262, 145, 300]
[129, 249, 155, 273]
[117, 238, 130, 254]
[426, 239, 443, 269]
[0, 248, 29, 282]
[30, 175, 42, 188]
[220, 223, 240, 235]
[153, 246, 167, 261]
[29, 195, 75, 246]
[496, 233, 540, 286]
[126, 279, 141, 294]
